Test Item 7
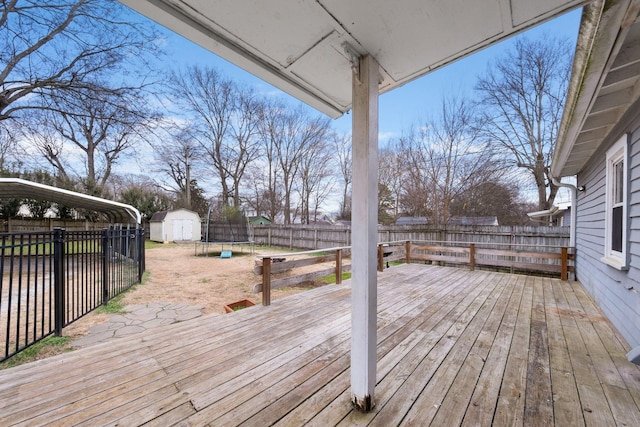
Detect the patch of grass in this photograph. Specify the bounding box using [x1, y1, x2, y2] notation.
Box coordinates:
[96, 292, 128, 314]
[96, 299, 125, 314]
[145, 240, 165, 250]
[96, 270, 149, 314]
[0, 335, 73, 370]
[318, 272, 352, 285]
[309, 251, 329, 257]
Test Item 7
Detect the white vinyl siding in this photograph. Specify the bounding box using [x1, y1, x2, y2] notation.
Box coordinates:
[575, 124, 640, 348]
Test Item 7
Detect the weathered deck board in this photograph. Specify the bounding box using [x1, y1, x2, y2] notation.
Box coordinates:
[1, 264, 640, 426]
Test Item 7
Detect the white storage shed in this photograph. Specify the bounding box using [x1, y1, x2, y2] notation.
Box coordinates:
[149, 209, 201, 243]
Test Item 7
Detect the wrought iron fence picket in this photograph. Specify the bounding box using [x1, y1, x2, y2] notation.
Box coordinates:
[0, 227, 145, 362]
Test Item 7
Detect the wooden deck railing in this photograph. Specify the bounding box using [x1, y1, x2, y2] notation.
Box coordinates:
[253, 247, 352, 306]
[254, 240, 574, 305]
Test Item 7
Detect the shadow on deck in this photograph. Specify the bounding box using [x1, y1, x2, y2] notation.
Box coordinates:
[1, 264, 639, 426]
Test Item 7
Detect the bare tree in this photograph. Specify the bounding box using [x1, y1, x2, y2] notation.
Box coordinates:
[475, 35, 572, 210]
[226, 85, 264, 206]
[171, 67, 262, 208]
[153, 124, 205, 210]
[400, 96, 502, 224]
[378, 140, 406, 222]
[260, 102, 332, 224]
[297, 137, 334, 224]
[332, 132, 352, 220]
[0, 0, 160, 122]
[256, 99, 285, 222]
[0, 122, 20, 172]
[111, 174, 173, 220]
[170, 67, 233, 204]
[25, 87, 156, 196]
[242, 163, 274, 217]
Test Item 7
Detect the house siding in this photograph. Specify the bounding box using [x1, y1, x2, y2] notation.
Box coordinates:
[576, 120, 640, 347]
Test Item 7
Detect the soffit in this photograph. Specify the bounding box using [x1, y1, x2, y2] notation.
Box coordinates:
[120, 0, 587, 118]
[552, 0, 640, 177]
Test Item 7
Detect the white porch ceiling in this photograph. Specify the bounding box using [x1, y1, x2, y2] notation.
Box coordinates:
[120, 0, 587, 118]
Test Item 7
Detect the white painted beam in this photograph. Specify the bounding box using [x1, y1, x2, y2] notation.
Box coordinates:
[350, 54, 379, 412]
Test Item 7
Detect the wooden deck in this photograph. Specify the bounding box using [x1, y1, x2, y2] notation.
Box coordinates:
[1, 264, 640, 426]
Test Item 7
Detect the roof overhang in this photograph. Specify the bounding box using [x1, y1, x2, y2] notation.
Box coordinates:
[120, 0, 587, 119]
[0, 178, 142, 224]
[552, 0, 640, 177]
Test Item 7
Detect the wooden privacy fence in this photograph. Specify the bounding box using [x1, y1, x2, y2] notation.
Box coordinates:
[254, 240, 574, 306]
[1, 218, 110, 233]
[251, 224, 570, 251]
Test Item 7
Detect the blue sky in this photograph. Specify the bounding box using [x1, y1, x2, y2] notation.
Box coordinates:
[152, 8, 583, 145]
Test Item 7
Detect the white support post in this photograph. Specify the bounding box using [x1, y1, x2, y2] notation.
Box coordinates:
[350, 54, 379, 412]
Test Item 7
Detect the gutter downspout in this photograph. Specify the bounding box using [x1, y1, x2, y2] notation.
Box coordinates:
[552, 177, 577, 248]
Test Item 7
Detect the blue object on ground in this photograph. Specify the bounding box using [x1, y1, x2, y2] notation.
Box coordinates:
[220, 250, 232, 259]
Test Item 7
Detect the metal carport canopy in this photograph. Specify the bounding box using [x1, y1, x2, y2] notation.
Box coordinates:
[0, 178, 142, 225]
[120, 0, 588, 119]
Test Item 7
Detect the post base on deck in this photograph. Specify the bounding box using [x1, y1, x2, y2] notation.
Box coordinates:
[352, 394, 375, 412]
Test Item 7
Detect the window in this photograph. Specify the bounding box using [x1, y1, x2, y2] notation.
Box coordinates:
[603, 135, 628, 269]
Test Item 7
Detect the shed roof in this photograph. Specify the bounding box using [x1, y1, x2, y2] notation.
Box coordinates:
[120, 0, 586, 119]
[149, 208, 200, 222]
[0, 178, 142, 224]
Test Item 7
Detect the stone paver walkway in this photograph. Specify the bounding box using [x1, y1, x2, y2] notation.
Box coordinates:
[71, 302, 204, 347]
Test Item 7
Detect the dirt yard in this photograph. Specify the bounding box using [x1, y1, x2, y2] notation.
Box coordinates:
[64, 243, 311, 339]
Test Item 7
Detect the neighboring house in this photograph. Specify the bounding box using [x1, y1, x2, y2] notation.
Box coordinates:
[149, 209, 201, 242]
[448, 216, 499, 226]
[551, 0, 640, 350]
[248, 215, 271, 225]
[395, 216, 428, 226]
[555, 201, 572, 227]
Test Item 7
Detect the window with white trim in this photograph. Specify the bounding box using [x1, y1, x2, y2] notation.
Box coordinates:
[603, 135, 628, 269]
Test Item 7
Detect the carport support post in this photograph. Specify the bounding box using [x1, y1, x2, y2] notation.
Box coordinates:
[351, 54, 379, 412]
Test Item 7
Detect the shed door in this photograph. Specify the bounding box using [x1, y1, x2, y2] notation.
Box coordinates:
[172, 219, 192, 241]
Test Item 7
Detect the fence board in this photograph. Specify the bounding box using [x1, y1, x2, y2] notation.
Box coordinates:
[251, 225, 570, 252]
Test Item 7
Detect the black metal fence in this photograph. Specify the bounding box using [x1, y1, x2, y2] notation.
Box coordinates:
[0, 225, 145, 362]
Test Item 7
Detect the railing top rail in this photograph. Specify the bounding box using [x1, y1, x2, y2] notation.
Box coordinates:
[258, 239, 575, 259]
[379, 240, 410, 245]
[260, 245, 352, 258]
[410, 240, 574, 250]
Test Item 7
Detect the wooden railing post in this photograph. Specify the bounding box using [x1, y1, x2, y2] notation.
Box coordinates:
[561, 247, 568, 281]
[262, 257, 271, 306]
[469, 243, 475, 271]
[405, 240, 411, 264]
[377, 244, 384, 272]
[336, 249, 343, 284]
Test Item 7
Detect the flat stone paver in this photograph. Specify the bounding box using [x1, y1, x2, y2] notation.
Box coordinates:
[71, 302, 204, 347]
